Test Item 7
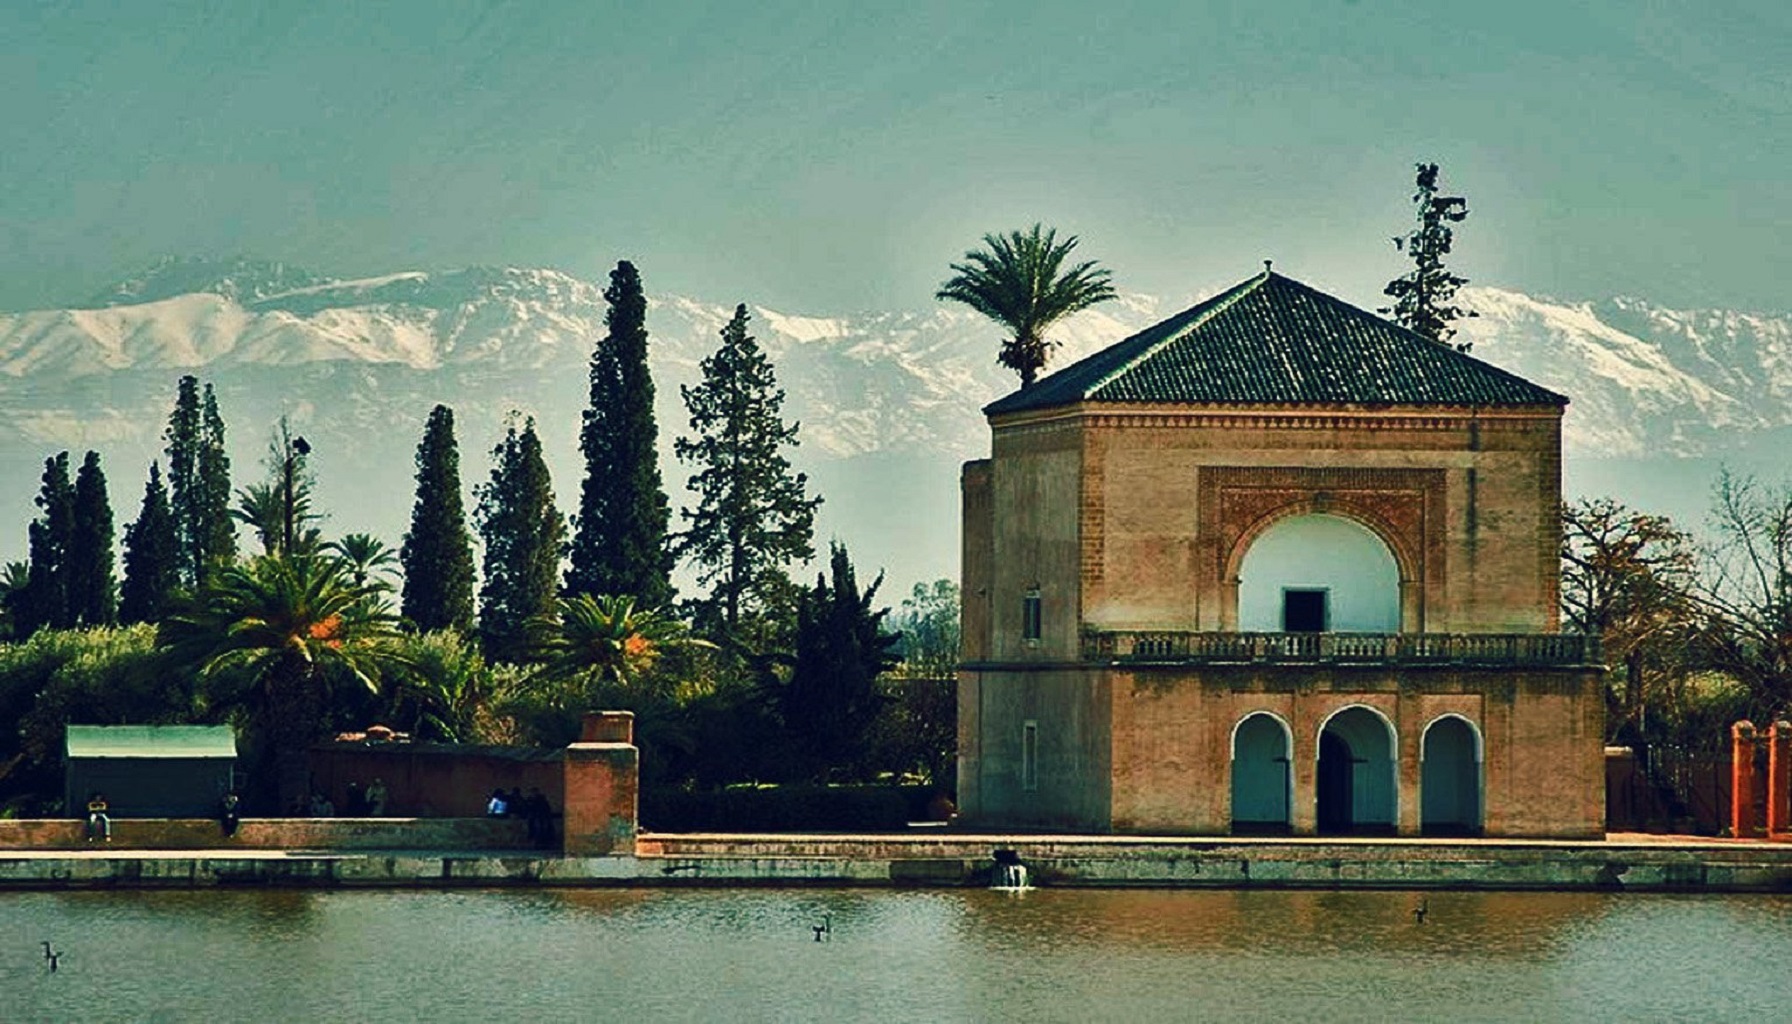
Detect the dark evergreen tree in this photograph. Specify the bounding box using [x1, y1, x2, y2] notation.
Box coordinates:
[120, 462, 180, 625]
[1382, 161, 1476, 351]
[401, 404, 477, 633]
[475, 416, 565, 662]
[17, 452, 76, 634]
[68, 451, 117, 626]
[675, 304, 822, 636]
[196, 383, 236, 576]
[783, 543, 900, 779]
[164, 376, 234, 586]
[567, 261, 674, 608]
[164, 376, 204, 587]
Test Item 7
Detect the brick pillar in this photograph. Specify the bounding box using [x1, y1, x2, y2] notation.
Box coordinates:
[1730, 720, 1757, 839]
[562, 711, 638, 857]
[1768, 720, 1792, 838]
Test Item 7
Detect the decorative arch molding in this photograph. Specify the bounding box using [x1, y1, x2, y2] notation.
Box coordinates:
[1314, 702, 1399, 755]
[1197, 466, 1448, 632]
[1229, 710, 1294, 760]
[1422, 713, 1485, 763]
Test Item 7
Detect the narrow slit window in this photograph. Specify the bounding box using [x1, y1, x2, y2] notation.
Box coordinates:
[1022, 720, 1039, 791]
[1022, 589, 1042, 643]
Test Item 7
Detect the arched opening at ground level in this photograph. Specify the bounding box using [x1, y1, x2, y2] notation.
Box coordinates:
[1230, 713, 1292, 835]
[1316, 706, 1396, 835]
[1421, 715, 1483, 836]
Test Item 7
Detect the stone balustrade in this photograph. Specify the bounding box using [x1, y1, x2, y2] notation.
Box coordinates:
[1080, 630, 1600, 667]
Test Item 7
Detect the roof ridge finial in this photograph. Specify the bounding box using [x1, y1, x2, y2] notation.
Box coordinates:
[1263, 259, 1273, 275]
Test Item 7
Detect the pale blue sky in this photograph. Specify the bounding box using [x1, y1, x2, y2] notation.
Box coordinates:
[3, 0, 1788, 314]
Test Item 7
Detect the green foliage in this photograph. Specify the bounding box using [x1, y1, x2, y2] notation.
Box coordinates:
[675, 304, 821, 637]
[937, 223, 1117, 387]
[568, 261, 674, 608]
[889, 579, 960, 678]
[783, 543, 900, 780]
[0, 626, 188, 812]
[164, 376, 234, 588]
[400, 405, 477, 634]
[862, 676, 957, 787]
[1383, 162, 1475, 351]
[17, 453, 75, 635]
[159, 553, 406, 809]
[530, 593, 710, 692]
[120, 462, 180, 625]
[385, 629, 490, 742]
[197, 383, 236, 577]
[326, 533, 397, 589]
[68, 451, 117, 626]
[234, 417, 321, 557]
[475, 416, 565, 663]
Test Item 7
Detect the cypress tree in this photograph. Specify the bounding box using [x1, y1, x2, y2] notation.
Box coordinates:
[567, 260, 674, 608]
[18, 452, 76, 634]
[165, 376, 204, 587]
[121, 462, 180, 624]
[68, 451, 117, 626]
[197, 383, 236, 576]
[401, 404, 477, 633]
[475, 416, 565, 662]
[1383, 161, 1476, 351]
[675, 304, 822, 635]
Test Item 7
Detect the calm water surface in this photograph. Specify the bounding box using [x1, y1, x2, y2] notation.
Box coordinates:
[3, 887, 1787, 1022]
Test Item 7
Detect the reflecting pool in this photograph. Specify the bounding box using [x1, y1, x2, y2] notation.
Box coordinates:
[4, 888, 1788, 1022]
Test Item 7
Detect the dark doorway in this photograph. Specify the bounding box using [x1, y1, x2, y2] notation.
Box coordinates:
[1282, 589, 1328, 632]
[1317, 731, 1354, 833]
[1231, 714, 1292, 835]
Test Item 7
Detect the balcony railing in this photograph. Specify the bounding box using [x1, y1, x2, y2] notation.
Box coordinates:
[1079, 630, 1600, 667]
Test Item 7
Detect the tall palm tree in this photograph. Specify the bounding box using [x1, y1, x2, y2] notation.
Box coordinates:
[325, 533, 399, 590]
[530, 594, 710, 692]
[937, 223, 1118, 387]
[160, 553, 405, 810]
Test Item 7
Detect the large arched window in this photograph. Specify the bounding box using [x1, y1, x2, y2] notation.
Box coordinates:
[1237, 514, 1400, 632]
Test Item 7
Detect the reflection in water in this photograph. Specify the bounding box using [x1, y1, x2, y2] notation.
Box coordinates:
[3, 888, 1788, 1022]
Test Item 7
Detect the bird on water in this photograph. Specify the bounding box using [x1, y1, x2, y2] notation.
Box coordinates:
[812, 914, 832, 942]
[1413, 898, 1429, 924]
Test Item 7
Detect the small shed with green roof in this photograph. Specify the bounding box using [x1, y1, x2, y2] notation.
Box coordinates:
[64, 725, 238, 818]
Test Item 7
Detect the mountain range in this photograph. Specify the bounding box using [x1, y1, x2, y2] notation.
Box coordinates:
[1, 256, 1785, 596]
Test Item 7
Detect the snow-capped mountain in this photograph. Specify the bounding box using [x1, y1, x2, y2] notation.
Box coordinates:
[0, 260, 1785, 590]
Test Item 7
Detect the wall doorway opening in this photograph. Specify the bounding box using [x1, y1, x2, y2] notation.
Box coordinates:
[1316, 707, 1397, 835]
[1421, 716, 1483, 836]
[1231, 713, 1292, 835]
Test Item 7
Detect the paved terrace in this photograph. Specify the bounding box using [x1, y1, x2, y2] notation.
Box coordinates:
[2, 830, 1788, 892]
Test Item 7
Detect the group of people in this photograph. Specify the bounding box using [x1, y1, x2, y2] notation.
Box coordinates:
[487, 786, 557, 846]
[286, 778, 390, 819]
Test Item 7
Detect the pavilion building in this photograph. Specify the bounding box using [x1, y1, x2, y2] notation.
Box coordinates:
[957, 268, 1604, 838]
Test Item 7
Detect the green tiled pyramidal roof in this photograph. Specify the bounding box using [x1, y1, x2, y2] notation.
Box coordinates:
[984, 270, 1566, 416]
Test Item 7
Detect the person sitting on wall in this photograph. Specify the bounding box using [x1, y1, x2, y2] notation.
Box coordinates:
[505, 787, 525, 818]
[344, 782, 366, 817]
[218, 791, 242, 838]
[364, 778, 388, 817]
[486, 788, 508, 817]
[309, 792, 335, 817]
[84, 792, 111, 842]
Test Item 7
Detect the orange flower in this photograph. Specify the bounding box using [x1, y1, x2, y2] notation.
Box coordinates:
[309, 614, 343, 641]
[623, 634, 653, 659]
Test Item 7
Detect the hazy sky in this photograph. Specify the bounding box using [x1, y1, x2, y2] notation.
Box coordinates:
[3, 0, 1789, 315]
